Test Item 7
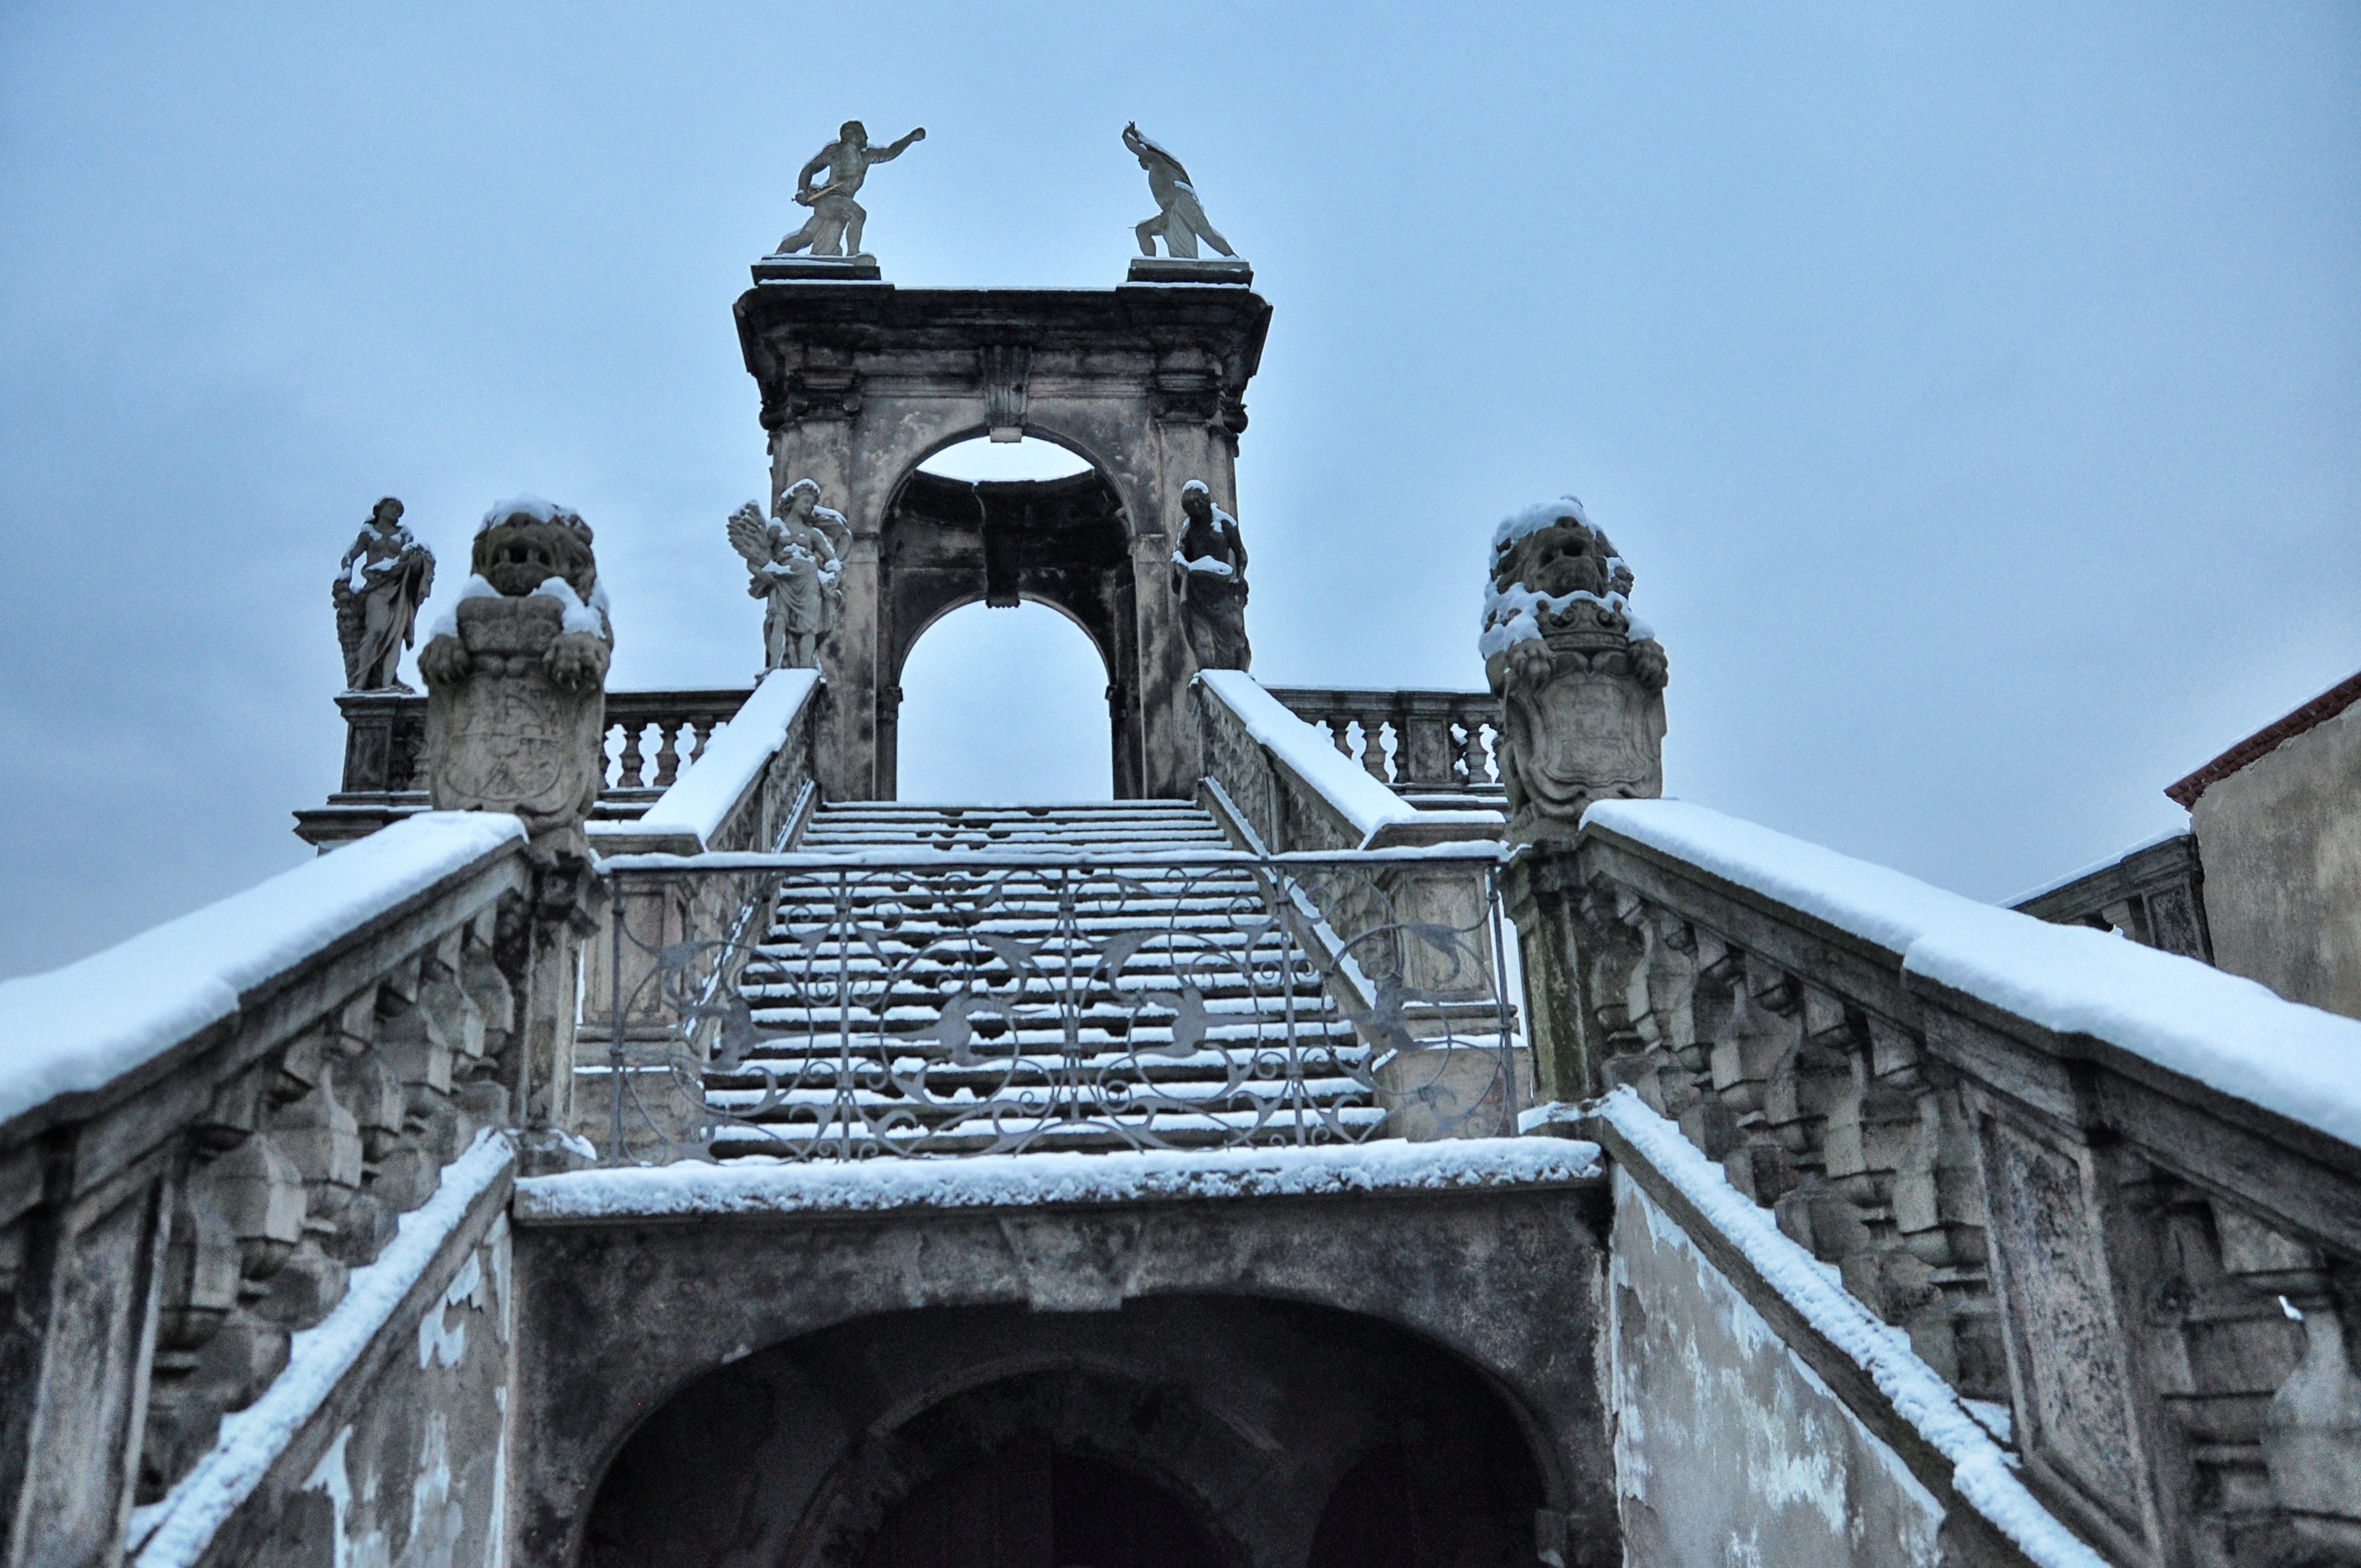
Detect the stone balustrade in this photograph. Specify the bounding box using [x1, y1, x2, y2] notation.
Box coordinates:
[2011, 830, 2213, 962]
[1263, 685, 1502, 798]
[0, 813, 552, 1564]
[296, 686, 756, 848]
[1510, 799, 2361, 1568]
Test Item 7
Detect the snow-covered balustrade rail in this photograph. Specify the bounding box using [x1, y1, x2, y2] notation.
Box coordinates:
[0, 812, 541, 1565]
[1518, 797, 2361, 1566]
[296, 683, 757, 848]
[1261, 684, 1503, 798]
[576, 671, 825, 1140]
[1191, 672, 1519, 1089]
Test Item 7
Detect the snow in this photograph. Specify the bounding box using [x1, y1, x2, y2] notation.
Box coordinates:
[1194, 671, 1422, 845]
[1582, 798, 2361, 1151]
[1597, 1090, 2109, 1568]
[473, 495, 573, 534]
[1479, 496, 1653, 657]
[596, 841, 1506, 874]
[417, 574, 502, 644]
[418, 572, 610, 644]
[598, 669, 820, 848]
[0, 813, 525, 1131]
[128, 1133, 513, 1568]
[514, 1135, 1600, 1221]
[2002, 825, 2190, 908]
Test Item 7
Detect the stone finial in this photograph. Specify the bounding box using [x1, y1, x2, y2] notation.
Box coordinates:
[1124, 123, 1237, 262]
[333, 497, 435, 692]
[773, 120, 925, 261]
[417, 499, 614, 846]
[727, 480, 847, 671]
[1171, 480, 1250, 672]
[1481, 497, 1667, 843]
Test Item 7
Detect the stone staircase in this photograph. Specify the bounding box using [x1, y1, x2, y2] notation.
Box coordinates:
[703, 802, 1384, 1157]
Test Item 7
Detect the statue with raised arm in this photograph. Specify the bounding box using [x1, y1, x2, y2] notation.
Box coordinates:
[333, 496, 435, 690]
[774, 120, 926, 259]
[1170, 480, 1250, 671]
[1124, 123, 1236, 261]
[728, 480, 847, 670]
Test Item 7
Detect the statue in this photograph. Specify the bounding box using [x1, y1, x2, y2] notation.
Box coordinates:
[1124, 123, 1236, 261]
[727, 480, 848, 670]
[1171, 480, 1250, 671]
[333, 497, 434, 690]
[417, 499, 613, 845]
[1481, 497, 1667, 844]
[774, 120, 926, 259]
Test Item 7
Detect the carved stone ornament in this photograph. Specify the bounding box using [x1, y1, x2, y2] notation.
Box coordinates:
[332, 497, 434, 692]
[1171, 479, 1250, 672]
[726, 479, 848, 672]
[417, 499, 614, 846]
[1481, 496, 1667, 844]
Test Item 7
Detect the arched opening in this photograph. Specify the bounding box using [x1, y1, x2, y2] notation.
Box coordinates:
[878, 444, 1141, 799]
[579, 1297, 1552, 1568]
[894, 600, 1113, 803]
[918, 434, 1094, 482]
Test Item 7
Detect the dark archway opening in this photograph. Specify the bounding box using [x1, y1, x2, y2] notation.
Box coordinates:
[579, 1296, 1551, 1568]
[878, 460, 1140, 799]
[862, 1434, 1221, 1568]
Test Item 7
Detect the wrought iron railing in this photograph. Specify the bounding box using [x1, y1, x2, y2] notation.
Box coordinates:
[592, 848, 1518, 1163]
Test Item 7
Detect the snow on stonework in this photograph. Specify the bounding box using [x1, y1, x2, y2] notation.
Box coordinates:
[1595, 1091, 2110, 1568]
[474, 494, 575, 534]
[1479, 494, 1652, 658]
[418, 573, 503, 643]
[1582, 798, 2361, 1150]
[0, 812, 525, 1129]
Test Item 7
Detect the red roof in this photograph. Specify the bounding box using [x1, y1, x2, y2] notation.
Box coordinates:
[2166, 667, 2361, 809]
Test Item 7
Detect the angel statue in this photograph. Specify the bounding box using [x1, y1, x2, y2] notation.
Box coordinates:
[1123, 122, 1236, 260]
[333, 496, 435, 690]
[728, 479, 848, 670]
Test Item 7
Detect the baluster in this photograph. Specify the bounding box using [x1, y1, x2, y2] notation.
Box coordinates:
[618, 722, 646, 789]
[1359, 718, 1390, 781]
[689, 715, 718, 766]
[1323, 712, 1353, 759]
[654, 720, 684, 788]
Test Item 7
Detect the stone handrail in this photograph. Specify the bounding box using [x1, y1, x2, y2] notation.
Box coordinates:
[296, 685, 757, 848]
[1263, 684, 1503, 797]
[1509, 797, 2361, 1566]
[0, 812, 557, 1566]
[575, 672, 827, 1153]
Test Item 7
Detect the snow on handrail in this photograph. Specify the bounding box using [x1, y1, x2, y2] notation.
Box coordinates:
[596, 668, 819, 849]
[1194, 670, 1421, 845]
[1583, 798, 2361, 1151]
[1596, 1090, 2111, 1568]
[0, 812, 526, 1130]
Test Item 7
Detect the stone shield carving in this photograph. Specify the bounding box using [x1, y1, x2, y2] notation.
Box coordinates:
[428, 596, 605, 831]
[1481, 498, 1668, 845]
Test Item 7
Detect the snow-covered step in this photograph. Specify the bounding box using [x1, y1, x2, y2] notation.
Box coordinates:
[703, 800, 1389, 1159]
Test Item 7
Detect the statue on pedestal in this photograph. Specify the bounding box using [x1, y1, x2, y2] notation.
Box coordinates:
[333, 497, 435, 691]
[1124, 123, 1236, 260]
[775, 120, 926, 259]
[1172, 480, 1250, 671]
[417, 499, 613, 846]
[1481, 497, 1667, 843]
[728, 480, 847, 670]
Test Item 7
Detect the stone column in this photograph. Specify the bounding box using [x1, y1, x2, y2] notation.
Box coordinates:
[1484, 498, 1669, 1104]
[420, 502, 613, 1172]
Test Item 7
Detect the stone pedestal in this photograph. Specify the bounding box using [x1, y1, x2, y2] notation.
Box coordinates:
[753, 254, 883, 283]
[427, 596, 607, 852]
[1125, 257, 1252, 286]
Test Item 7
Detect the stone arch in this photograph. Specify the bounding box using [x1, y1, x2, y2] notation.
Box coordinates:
[875, 464, 1137, 797]
[578, 1298, 1552, 1568]
[733, 280, 1273, 801]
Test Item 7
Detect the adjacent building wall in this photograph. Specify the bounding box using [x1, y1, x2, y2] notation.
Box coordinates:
[2191, 700, 2361, 1020]
[1606, 1165, 1947, 1567]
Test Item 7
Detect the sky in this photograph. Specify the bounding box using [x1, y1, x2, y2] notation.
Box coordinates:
[2, 3, 2355, 977]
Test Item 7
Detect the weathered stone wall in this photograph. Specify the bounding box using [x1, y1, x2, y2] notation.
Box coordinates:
[2193, 701, 2361, 1020]
[1606, 1164, 1949, 1566]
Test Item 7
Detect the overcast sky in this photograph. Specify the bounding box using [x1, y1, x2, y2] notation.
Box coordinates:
[3, 3, 2355, 977]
